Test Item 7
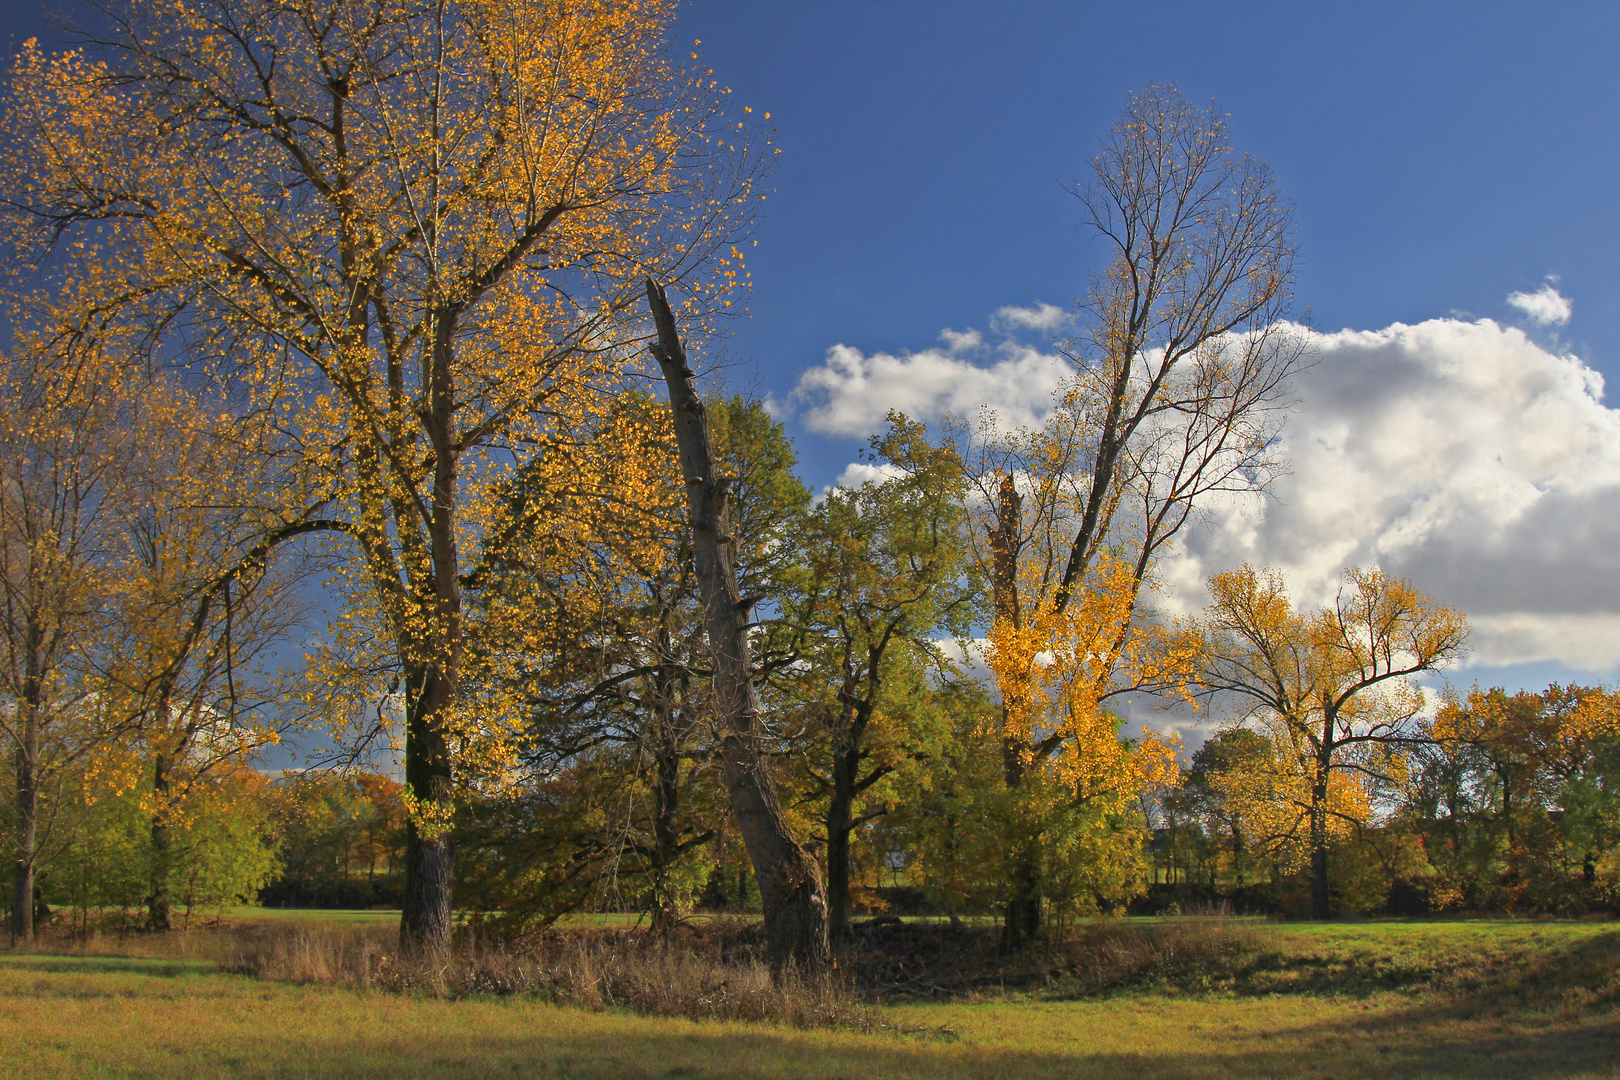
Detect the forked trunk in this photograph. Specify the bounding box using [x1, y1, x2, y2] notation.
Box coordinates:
[646, 279, 829, 972]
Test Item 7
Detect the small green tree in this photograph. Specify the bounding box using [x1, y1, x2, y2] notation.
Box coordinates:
[778, 416, 976, 936]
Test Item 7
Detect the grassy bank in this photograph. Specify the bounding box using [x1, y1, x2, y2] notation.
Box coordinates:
[3, 917, 1617, 1079]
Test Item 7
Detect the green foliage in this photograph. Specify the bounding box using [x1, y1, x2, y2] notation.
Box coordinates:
[893, 695, 1149, 920]
[43, 767, 280, 925]
[260, 772, 404, 909]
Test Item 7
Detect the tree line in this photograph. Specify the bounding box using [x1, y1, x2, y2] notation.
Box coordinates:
[1, 0, 1615, 966]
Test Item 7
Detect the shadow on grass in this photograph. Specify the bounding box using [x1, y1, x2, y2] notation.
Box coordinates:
[10, 976, 1616, 1079]
[155, 1002, 1620, 1080]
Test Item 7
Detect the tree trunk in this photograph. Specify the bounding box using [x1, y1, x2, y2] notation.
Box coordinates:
[399, 315, 464, 953]
[825, 740, 859, 940]
[1309, 760, 1331, 920]
[1003, 864, 1042, 949]
[10, 700, 38, 944]
[988, 474, 1042, 950]
[400, 667, 454, 950]
[649, 688, 683, 932]
[147, 751, 173, 932]
[646, 279, 829, 972]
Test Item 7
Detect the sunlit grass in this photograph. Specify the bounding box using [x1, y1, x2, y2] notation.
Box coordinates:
[224, 906, 400, 923]
[4, 916, 1617, 1079]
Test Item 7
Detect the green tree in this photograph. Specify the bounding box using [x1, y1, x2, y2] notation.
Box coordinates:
[779, 416, 976, 937]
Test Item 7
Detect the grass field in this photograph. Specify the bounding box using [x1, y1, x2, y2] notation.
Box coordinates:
[3, 917, 1617, 1079]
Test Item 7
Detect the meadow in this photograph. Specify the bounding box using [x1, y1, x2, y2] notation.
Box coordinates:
[4, 915, 1617, 1080]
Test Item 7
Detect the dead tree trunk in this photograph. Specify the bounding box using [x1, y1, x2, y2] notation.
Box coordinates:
[645, 279, 829, 972]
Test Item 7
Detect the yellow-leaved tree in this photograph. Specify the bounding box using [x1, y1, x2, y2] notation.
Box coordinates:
[1194, 565, 1469, 918]
[3, 0, 765, 947]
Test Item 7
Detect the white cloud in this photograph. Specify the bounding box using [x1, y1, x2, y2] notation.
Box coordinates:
[830, 461, 905, 489]
[938, 327, 983, 353]
[812, 461, 906, 504]
[800, 304, 1620, 675]
[991, 302, 1071, 334]
[791, 339, 1072, 437]
[1164, 317, 1620, 672]
[1507, 282, 1572, 326]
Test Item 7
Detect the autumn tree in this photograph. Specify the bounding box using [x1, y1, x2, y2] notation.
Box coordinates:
[944, 83, 1302, 947]
[1420, 683, 1620, 909]
[0, 324, 310, 940]
[4, 0, 765, 948]
[1193, 565, 1469, 919]
[95, 379, 311, 930]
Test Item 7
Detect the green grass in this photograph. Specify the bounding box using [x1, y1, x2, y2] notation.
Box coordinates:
[223, 906, 401, 924]
[4, 917, 1618, 1079]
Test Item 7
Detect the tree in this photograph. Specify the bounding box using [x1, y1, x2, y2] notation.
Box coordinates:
[465, 391, 806, 931]
[646, 279, 827, 971]
[1194, 564, 1469, 918]
[0, 346, 134, 943]
[781, 416, 975, 937]
[1421, 683, 1620, 910]
[96, 378, 310, 930]
[4, 0, 764, 948]
[1168, 727, 1275, 890]
[951, 82, 1303, 947]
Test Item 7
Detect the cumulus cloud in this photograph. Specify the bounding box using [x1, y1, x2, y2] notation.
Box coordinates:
[802, 299, 1620, 674]
[992, 302, 1071, 334]
[1163, 317, 1620, 672]
[814, 461, 904, 503]
[790, 337, 1072, 437]
[830, 461, 905, 489]
[1507, 282, 1572, 326]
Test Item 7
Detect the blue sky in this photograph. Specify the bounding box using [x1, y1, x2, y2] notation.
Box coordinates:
[5, 0, 1618, 704]
[669, 1, 1620, 424]
[666, 1, 1620, 696]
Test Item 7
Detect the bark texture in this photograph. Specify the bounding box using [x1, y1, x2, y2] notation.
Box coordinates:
[400, 668, 455, 949]
[645, 279, 829, 971]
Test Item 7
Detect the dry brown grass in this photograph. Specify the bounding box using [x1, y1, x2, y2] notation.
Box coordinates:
[219, 920, 883, 1030]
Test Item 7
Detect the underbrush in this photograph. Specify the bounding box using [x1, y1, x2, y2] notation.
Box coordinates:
[842, 912, 1620, 1014]
[840, 912, 1269, 999]
[220, 920, 883, 1031]
[17, 911, 1620, 1027]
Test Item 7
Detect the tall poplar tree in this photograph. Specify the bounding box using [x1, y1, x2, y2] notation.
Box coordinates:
[965, 83, 1304, 947]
